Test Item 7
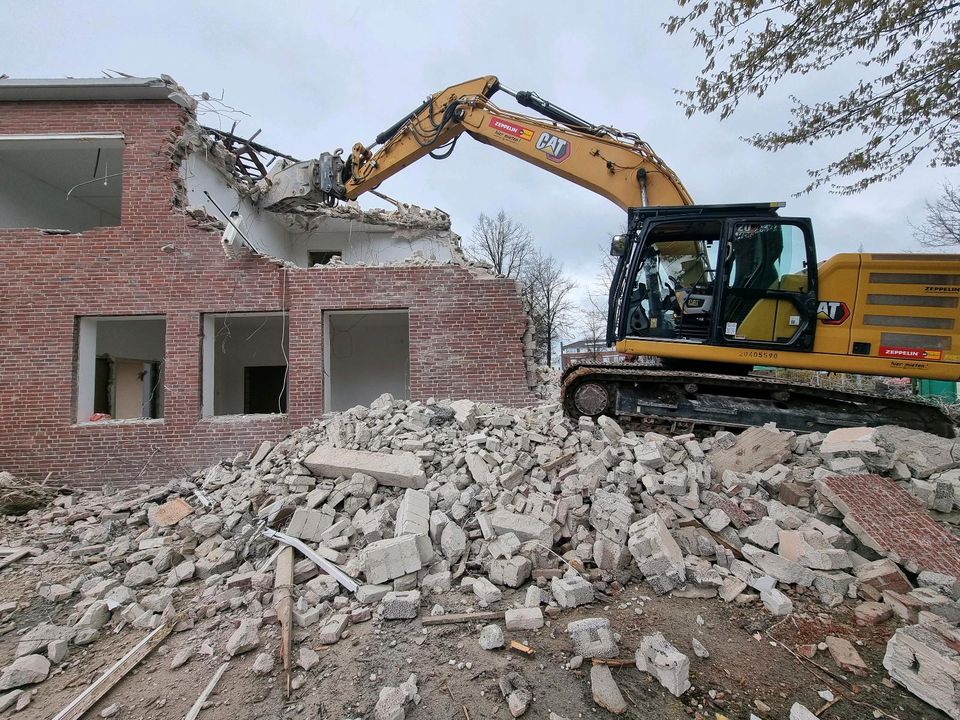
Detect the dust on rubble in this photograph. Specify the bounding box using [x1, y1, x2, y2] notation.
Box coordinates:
[0, 397, 957, 719]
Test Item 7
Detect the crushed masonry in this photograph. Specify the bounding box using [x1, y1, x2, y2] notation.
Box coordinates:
[2, 402, 960, 717]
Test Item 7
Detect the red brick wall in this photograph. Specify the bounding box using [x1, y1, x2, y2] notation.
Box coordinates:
[0, 99, 535, 488]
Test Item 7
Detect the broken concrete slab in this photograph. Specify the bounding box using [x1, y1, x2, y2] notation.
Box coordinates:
[709, 425, 792, 476]
[590, 664, 627, 714]
[305, 445, 425, 489]
[0, 654, 50, 690]
[884, 621, 960, 719]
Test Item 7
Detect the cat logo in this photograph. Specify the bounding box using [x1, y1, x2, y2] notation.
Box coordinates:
[535, 131, 570, 163]
[817, 300, 850, 325]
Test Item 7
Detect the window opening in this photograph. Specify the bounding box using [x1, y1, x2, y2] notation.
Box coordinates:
[77, 316, 165, 422]
[0, 135, 124, 231]
[308, 250, 343, 266]
[202, 313, 289, 416]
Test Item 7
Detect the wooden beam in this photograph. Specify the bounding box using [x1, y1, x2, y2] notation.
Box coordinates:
[274, 546, 294, 698]
[422, 611, 506, 627]
[0, 549, 32, 570]
[184, 662, 230, 720]
[52, 622, 171, 720]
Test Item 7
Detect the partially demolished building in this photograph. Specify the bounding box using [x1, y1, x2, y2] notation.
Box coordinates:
[0, 76, 535, 486]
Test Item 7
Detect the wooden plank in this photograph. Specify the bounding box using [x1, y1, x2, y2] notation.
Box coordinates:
[421, 611, 506, 627]
[591, 658, 635, 667]
[0, 549, 31, 570]
[541, 451, 576, 472]
[183, 662, 230, 720]
[509, 640, 534, 657]
[274, 547, 294, 698]
[52, 622, 171, 720]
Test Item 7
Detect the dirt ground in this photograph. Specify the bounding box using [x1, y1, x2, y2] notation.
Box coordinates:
[0, 557, 949, 720]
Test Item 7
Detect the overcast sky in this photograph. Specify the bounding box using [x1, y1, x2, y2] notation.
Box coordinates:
[3, 0, 956, 321]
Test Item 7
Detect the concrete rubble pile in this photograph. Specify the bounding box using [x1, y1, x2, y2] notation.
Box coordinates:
[0, 472, 56, 515]
[3, 395, 960, 715]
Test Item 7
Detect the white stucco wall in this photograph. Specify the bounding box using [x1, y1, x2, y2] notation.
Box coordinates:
[183, 151, 459, 269]
[181, 153, 291, 258]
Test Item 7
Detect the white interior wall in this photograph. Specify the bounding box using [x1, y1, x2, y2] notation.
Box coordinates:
[181, 153, 291, 258]
[0, 159, 110, 230]
[76, 316, 165, 422]
[183, 152, 458, 267]
[203, 313, 288, 416]
[292, 228, 455, 266]
[326, 311, 409, 412]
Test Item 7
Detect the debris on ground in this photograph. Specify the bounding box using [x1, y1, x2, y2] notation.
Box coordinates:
[1, 396, 960, 718]
[0, 471, 57, 515]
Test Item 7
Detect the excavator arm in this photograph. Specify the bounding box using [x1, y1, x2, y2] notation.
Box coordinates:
[257, 75, 693, 212]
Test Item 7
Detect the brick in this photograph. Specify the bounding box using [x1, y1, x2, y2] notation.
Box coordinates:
[819, 475, 960, 577]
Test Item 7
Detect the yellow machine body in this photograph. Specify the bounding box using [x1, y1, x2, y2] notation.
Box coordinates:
[618, 253, 960, 381]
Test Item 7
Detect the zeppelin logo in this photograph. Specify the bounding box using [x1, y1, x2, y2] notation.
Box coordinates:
[925, 286, 960, 293]
[879, 346, 942, 360]
[817, 300, 850, 325]
[535, 131, 571, 162]
[488, 118, 533, 141]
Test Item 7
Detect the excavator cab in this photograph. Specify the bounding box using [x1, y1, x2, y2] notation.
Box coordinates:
[608, 203, 818, 356]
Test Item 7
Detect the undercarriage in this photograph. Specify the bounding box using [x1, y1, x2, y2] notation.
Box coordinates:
[561, 363, 957, 438]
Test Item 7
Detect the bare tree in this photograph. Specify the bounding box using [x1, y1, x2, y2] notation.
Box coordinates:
[465, 210, 534, 279]
[574, 303, 607, 364]
[913, 183, 960, 248]
[524, 251, 577, 367]
[667, 1, 960, 194]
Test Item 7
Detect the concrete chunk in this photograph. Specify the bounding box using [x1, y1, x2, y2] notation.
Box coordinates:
[359, 535, 422, 585]
[479, 624, 505, 650]
[590, 664, 627, 714]
[0, 655, 50, 690]
[491, 510, 552, 545]
[505, 607, 544, 631]
[884, 622, 960, 718]
[305, 445, 425, 488]
[382, 590, 420, 620]
[635, 632, 690, 697]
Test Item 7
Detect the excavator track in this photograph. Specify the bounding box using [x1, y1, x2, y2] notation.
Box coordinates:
[561, 363, 957, 438]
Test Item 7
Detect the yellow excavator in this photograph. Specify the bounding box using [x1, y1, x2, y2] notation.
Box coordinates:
[256, 75, 959, 436]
